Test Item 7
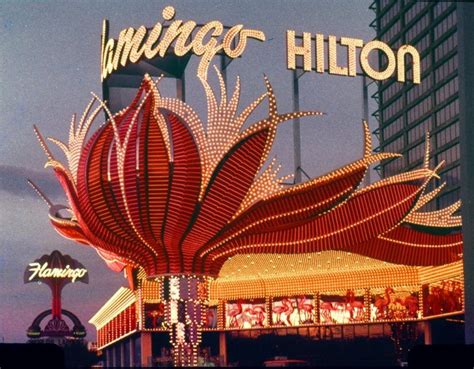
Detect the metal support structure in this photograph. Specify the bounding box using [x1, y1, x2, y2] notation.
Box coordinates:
[120, 341, 126, 367]
[129, 336, 136, 367]
[140, 332, 152, 367]
[423, 321, 432, 345]
[177, 73, 186, 102]
[220, 53, 228, 88]
[292, 64, 376, 186]
[362, 75, 371, 186]
[458, 2, 474, 345]
[292, 69, 305, 184]
[219, 332, 227, 367]
[162, 276, 209, 367]
[106, 348, 112, 368]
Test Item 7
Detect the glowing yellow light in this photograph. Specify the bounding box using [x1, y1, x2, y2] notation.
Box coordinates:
[359, 40, 396, 81]
[397, 45, 421, 84]
[162, 5, 175, 20]
[340, 37, 363, 77]
[286, 30, 312, 71]
[101, 6, 265, 80]
[315, 33, 324, 73]
[328, 35, 348, 76]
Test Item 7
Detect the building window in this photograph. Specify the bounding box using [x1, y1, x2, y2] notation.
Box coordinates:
[434, 55, 458, 83]
[383, 95, 404, 122]
[384, 135, 404, 153]
[421, 200, 438, 212]
[408, 117, 433, 144]
[407, 96, 432, 124]
[434, 1, 454, 19]
[438, 188, 460, 208]
[383, 116, 404, 140]
[408, 142, 425, 164]
[381, 1, 401, 29]
[392, 37, 403, 49]
[380, 0, 391, 11]
[437, 143, 460, 166]
[434, 10, 457, 41]
[383, 158, 404, 177]
[381, 20, 401, 42]
[405, 1, 429, 25]
[434, 32, 457, 62]
[382, 100, 399, 122]
[436, 121, 459, 147]
[415, 33, 431, 54]
[406, 74, 432, 104]
[439, 165, 460, 187]
[421, 53, 431, 72]
[435, 76, 458, 105]
[435, 99, 459, 126]
[406, 13, 430, 42]
[381, 81, 403, 103]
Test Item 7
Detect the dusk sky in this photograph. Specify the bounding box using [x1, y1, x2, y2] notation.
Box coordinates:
[0, 0, 377, 343]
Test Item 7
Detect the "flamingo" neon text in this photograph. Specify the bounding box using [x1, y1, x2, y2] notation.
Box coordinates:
[101, 5, 266, 81]
[28, 262, 87, 283]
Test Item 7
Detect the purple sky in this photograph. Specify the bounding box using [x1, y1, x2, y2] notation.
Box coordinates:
[0, 0, 376, 343]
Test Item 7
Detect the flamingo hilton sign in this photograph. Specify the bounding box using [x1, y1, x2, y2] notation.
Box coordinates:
[31, 4, 450, 367]
[101, 5, 421, 84]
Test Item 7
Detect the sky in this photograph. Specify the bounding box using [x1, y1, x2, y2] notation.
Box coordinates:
[0, 0, 377, 343]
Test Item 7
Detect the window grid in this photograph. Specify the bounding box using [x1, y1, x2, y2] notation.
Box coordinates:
[435, 99, 459, 126]
[434, 55, 458, 83]
[435, 76, 458, 105]
[407, 117, 433, 144]
[438, 188, 460, 208]
[434, 10, 457, 41]
[383, 116, 404, 141]
[437, 143, 460, 166]
[381, 1, 401, 29]
[439, 165, 460, 188]
[436, 121, 459, 148]
[434, 32, 457, 62]
[407, 96, 432, 125]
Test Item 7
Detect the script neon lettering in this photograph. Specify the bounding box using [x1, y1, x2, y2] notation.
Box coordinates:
[28, 262, 87, 283]
[101, 5, 266, 81]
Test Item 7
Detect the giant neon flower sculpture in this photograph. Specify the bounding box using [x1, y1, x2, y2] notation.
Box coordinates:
[33, 69, 462, 365]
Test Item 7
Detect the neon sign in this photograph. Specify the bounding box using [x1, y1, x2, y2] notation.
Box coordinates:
[101, 5, 421, 85]
[28, 262, 87, 283]
[286, 31, 420, 84]
[100, 5, 266, 81]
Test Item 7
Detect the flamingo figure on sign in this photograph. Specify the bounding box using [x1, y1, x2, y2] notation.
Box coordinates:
[252, 305, 266, 327]
[320, 301, 335, 323]
[228, 301, 243, 328]
[345, 290, 364, 321]
[297, 296, 315, 323]
[272, 298, 289, 325]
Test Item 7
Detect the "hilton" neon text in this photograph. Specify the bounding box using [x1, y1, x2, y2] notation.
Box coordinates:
[287, 31, 420, 84]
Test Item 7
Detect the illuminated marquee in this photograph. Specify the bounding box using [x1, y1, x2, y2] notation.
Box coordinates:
[286, 31, 421, 84]
[34, 4, 460, 365]
[28, 262, 87, 283]
[100, 5, 266, 80]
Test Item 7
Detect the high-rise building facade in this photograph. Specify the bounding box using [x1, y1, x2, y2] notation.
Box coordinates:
[372, 1, 459, 210]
